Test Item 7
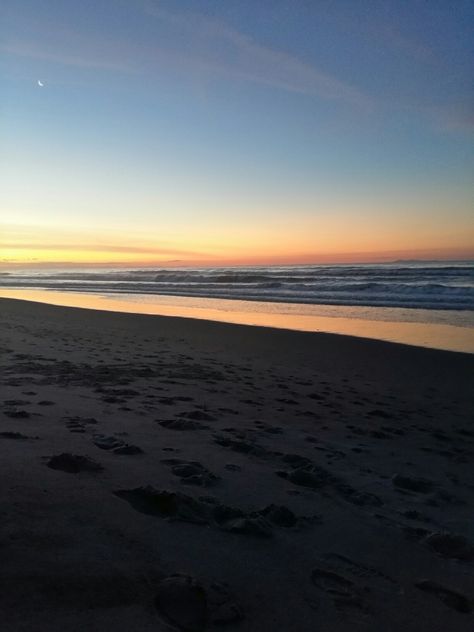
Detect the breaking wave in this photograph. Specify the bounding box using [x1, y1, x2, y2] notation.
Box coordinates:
[1, 262, 473, 311]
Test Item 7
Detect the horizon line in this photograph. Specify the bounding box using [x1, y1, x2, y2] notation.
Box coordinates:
[1, 256, 473, 270]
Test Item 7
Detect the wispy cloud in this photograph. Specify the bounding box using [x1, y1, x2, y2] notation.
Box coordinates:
[5, 2, 471, 132]
[141, 2, 372, 110]
[2, 41, 133, 73]
[0, 241, 202, 256]
[3, 3, 372, 110]
[0, 225, 203, 257]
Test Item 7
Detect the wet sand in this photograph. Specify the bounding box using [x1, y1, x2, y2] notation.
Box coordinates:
[1, 288, 473, 353]
[1, 297, 473, 631]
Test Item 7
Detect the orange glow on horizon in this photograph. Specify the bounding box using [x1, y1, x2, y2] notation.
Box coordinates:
[2, 212, 473, 268]
[1, 246, 473, 269]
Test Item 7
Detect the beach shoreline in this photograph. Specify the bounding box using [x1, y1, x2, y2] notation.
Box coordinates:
[1, 289, 473, 354]
[1, 297, 473, 631]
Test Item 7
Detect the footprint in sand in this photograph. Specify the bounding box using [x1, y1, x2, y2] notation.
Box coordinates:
[46, 453, 103, 473]
[4, 399, 31, 406]
[4, 409, 30, 419]
[415, 580, 472, 613]
[114, 486, 307, 538]
[392, 473, 435, 494]
[0, 431, 39, 440]
[159, 419, 209, 431]
[310, 566, 369, 613]
[63, 416, 98, 433]
[93, 434, 143, 455]
[424, 532, 474, 561]
[154, 574, 243, 631]
[161, 459, 219, 487]
[213, 435, 266, 457]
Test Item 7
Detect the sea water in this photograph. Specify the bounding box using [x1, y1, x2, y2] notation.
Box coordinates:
[1, 262, 473, 351]
[1, 262, 473, 311]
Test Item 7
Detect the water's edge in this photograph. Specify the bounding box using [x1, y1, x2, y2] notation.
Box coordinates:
[1, 289, 473, 354]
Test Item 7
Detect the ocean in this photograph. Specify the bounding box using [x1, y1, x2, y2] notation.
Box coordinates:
[1, 262, 473, 311]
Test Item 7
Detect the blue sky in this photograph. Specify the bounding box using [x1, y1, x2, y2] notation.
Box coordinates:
[1, 0, 473, 264]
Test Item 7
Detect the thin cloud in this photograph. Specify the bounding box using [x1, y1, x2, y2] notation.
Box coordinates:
[0, 242, 203, 256]
[141, 2, 373, 110]
[4, 4, 371, 109]
[2, 41, 134, 73]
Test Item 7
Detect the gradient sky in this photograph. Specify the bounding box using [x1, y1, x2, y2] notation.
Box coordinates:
[1, 0, 473, 266]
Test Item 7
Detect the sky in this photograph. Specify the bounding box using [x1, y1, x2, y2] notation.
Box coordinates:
[1, 0, 473, 266]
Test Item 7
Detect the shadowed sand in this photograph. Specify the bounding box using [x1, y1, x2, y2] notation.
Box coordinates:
[0, 297, 473, 631]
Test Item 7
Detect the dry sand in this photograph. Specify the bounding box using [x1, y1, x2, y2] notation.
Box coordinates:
[0, 297, 473, 631]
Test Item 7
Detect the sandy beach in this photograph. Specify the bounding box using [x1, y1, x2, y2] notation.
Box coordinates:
[1, 296, 473, 631]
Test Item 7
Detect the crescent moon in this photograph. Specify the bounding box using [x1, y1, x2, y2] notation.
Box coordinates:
[37, 80, 44, 87]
